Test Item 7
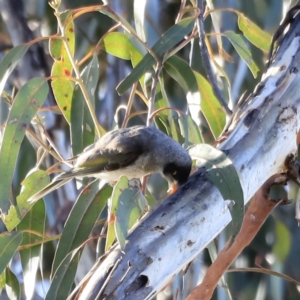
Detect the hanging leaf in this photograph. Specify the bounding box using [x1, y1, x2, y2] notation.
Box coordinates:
[5, 268, 20, 300]
[17, 200, 46, 300]
[189, 144, 244, 238]
[194, 71, 226, 139]
[0, 232, 23, 275]
[51, 181, 111, 277]
[223, 31, 259, 78]
[0, 44, 29, 96]
[0, 78, 49, 214]
[238, 13, 272, 52]
[117, 17, 196, 94]
[50, 11, 75, 123]
[2, 170, 49, 231]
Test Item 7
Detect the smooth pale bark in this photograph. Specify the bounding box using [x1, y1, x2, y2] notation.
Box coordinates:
[70, 13, 300, 300]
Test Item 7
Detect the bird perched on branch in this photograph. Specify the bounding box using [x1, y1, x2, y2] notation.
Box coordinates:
[28, 125, 192, 203]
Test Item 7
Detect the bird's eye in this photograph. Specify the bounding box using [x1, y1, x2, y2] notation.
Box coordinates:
[172, 170, 177, 176]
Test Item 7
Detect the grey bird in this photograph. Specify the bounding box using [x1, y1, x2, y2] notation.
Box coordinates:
[28, 125, 192, 203]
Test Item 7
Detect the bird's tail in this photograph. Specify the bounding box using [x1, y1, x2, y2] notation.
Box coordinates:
[27, 178, 72, 204]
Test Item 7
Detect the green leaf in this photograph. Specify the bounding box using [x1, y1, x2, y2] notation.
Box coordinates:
[154, 77, 179, 141]
[70, 54, 99, 155]
[46, 248, 81, 300]
[273, 220, 291, 262]
[238, 13, 272, 52]
[2, 170, 49, 231]
[178, 114, 203, 147]
[189, 144, 244, 237]
[193, 71, 226, 139]
[51, 63, 74, 123]
[51, 181, 111, 277]
[115, 179, 143, 249]
[0, 232, 23, 275]
[106, 176, 129, 251]
[50, 11, 75, 124]
[0, 78, 49, 214]
[101, 32, 146, 93]
[0, 271, 5, 294]
[223, 31, 259, 78]
[101, 32, 143, 63]
[5, 268, 20, 300]
[117, 17, 195, 94]
[17, 200, 46, 300]
[0, 44, 29, 96]
[164, 56, 200, 110]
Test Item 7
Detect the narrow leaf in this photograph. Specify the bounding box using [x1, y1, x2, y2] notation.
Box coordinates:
[189, 144, 244, 237]
[71, 54, 99, 155]
[2, 170, 49, 231]
[5, 268, 20, 300]
[223, 31, 259, 78]
[50, 11, 75, 124]
[0, 44, 29, 96]
[51, 181, 111, 277]
[115, 179, 143, 249]
[46, 249, 81, 300]
[117, 17, 195, 94]
[0, 78, 49, 213]
[164, 56, 201, 117]
[238, 13, 272, 52]
[194, 71, 226, 138]
[17, 200, 46, 300]
[106, 176, 129, 251]
[0, 232, 23, 275]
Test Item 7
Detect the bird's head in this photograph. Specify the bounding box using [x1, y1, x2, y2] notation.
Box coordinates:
[163, 161, 191, 193]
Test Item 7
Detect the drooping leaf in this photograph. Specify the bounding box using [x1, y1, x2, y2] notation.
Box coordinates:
[0, 44, 29, 96]
[0, 232, 23, 275]
[117, 17, 195, 94]
[2, 170, 49, 231]
[273, 220, 291, 262]
[223, 31, 259, 78]
[5, 268, 20, 300]
[193, 71, 226, 139]
[178, 114, 203, 147]
[17, 200, 46, 300]
[70, 54, 99, 155]
[164, 56, 201, 120]
[106, 176, 129, 251]
[0, 78, 49, 214]
[189, 144, 244, 237]
[51, 181, 111, 277]
[238, 13, 272, 52]
[46, 248, 81, 300]
[115, 179, 144, 249]
[50, 11, 75, 124]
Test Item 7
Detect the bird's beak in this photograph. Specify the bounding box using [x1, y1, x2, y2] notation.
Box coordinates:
[167, 182, 179, 195]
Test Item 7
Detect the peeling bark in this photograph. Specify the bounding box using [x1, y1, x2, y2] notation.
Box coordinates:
[69, 9, 300, 300]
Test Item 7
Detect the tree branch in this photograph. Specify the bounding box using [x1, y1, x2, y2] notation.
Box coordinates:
[69, 8, 300, 300]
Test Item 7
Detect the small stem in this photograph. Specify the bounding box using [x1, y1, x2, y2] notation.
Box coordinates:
[196, 0, 232, 116]
[147, 61, 163, 126]
[122, 82, 138, 128]
[54, 10, 101, 137]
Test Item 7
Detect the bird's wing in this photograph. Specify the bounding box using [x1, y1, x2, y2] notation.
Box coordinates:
[60, 131, 146, 178]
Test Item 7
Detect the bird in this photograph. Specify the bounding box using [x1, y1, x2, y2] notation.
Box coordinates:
[28, 125, 192, 203]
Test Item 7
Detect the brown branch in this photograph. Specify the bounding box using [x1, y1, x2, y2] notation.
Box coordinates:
[186, 173, 289, 300]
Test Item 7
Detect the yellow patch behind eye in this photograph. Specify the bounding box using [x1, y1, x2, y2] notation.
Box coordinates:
[172, 170, 177, 176]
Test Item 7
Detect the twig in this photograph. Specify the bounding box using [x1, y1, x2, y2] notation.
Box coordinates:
[147, 61, 163, 126]
[196, 0, 232, 116]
